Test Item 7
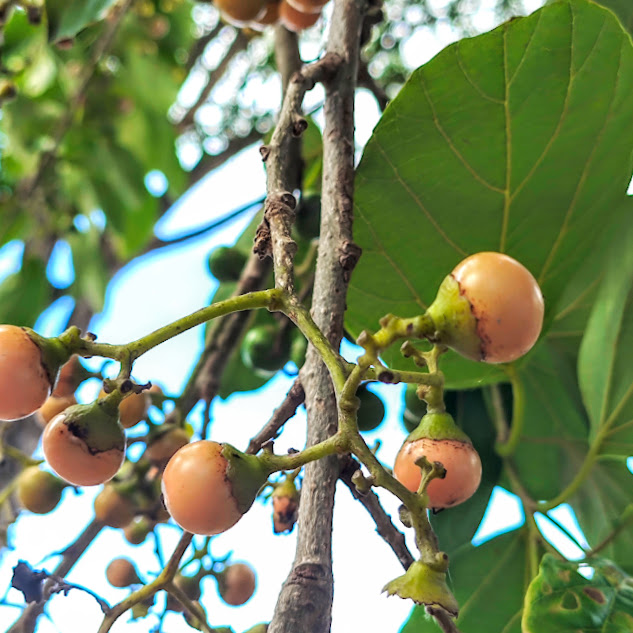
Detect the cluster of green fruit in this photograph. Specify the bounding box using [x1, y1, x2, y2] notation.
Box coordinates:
[0, 251, 544, 538]
[213, 0, 331, 33]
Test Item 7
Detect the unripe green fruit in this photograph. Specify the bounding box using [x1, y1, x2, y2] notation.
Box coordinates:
[295, 194, 321, 240]
[17, 467, 66, 514]
[356, 385, 385, 432]
[241, 324, 291, 375]
[207, 246, 248, 282]
[401, 407, 419, 434]
[123, 516, 154, 545]
[404, 384, 427, 418]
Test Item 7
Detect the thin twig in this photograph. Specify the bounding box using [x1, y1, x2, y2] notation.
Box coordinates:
[258, 54, 342, 293]
[177, 29, 249, 131]
[357, 58, 389, 111]
[8, 520, 104, 633]
[339, 456, 414, 570]
[426, 606, 463, 633]
[247, 379, 305, 455]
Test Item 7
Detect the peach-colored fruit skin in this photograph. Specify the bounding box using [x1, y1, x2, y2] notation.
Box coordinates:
[37, 394, 77, 427]
[250, 1, 279, 28]
[94, 485, 136, 528]
[42, 414, 125, 486]
[52, 355, 79, 397]
[161, 440, 243, 536]
[452, 252, 544, 364]
[286, 0, 328, 14]
[278, 0, 320, 31]
[394, 438, 482, 509]
[0, 325, 51, 421]
[106, 558, 139, 587]
[215, 0, 266, 23]
[145, 428, 189, 466]
[222, 563, 256, 606]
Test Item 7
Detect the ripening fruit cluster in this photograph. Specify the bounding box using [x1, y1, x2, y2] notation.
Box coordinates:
[394, 252, 544, 510]
[213, 0, 330, 33]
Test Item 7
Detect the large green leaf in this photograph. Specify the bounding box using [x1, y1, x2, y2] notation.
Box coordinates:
[578, 220, 633, 456]
[0, 257, 51, 326]
[45, 0, 117, 42]
[571, 459, 633, 575]
[67, 226, 109, 312]
[511, 342, 588, 500]
[522, 554, 633, 632]
[593, 0, 633, 35]
[430, 388, 502, 555]
[349, 0, 633, 389]
[401, 530, 530, 633]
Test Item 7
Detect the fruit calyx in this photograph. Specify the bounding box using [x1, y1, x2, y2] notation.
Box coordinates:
[426, 274, 482, 362]
[61, 400, 125, 455]
[383, 555, 458, 616]
[222, 444, 272, 515]
[23, 328, 73, 390]
[407, 411, 471, 444]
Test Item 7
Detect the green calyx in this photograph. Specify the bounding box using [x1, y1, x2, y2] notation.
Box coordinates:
[383, 559, 459, 616]
[407, 411, 471, 444]
[427, 274, 482, 362]
[23, 328, 72, 388]
[222, 444, 272, 515]
[62, 401, 125, 455]
[273, 475, 300, 502]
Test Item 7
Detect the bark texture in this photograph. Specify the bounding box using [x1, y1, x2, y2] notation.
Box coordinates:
[267, 3, 366, 631]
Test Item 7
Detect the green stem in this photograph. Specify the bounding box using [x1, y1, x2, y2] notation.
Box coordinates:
[98, 533, 193, 633]
[64, 290, 282, 364]
[165, 582, 213, 633]
[537, 433, 604, 512]
[585, 503, 633, 558]
[495, 366, 524, 457]
[260, 433, 344, 472]
[282, 296, 348, 392]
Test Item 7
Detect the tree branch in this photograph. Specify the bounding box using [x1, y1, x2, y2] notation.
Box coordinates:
[258, 55, 341, 293]
[339, 456, 414, 570]
[8, 520, 104, 633]
[267, 1, 366, 631]
[177, 29, 249, 132]
[246, 379, 305, 455]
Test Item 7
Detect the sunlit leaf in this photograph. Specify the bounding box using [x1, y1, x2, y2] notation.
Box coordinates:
[0, 257, 51, 326]
[511, 342, 588, 500]
[67, 226, 109, 312]
[593, 0, 633, 35]
[349, 0, 633, 388]
[522, 554, 633, 632]
[578, 220, 633, 456]
[571, 459, 633, 575]
[46, 0, 118, 42]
